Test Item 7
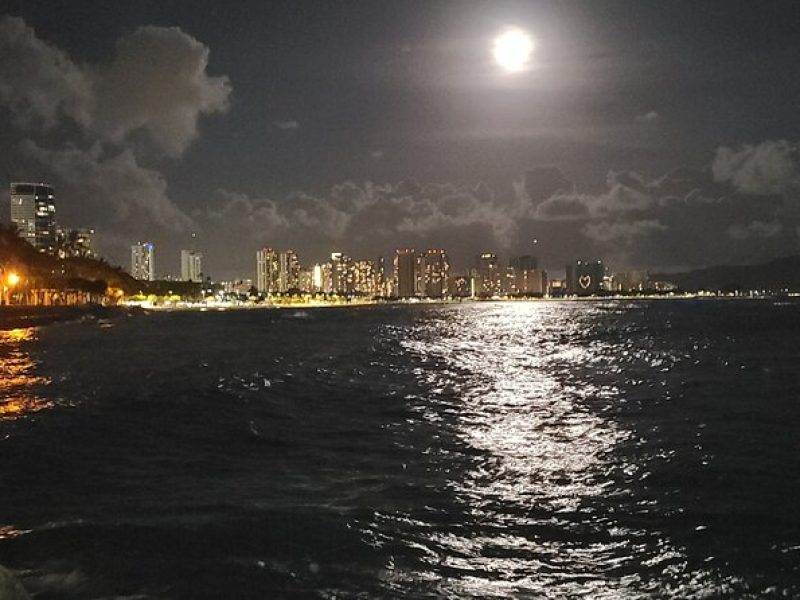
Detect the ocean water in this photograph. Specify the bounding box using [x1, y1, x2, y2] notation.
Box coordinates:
[1, 300, 799, 599]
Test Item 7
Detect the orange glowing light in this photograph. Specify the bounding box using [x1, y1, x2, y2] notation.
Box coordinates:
[6, 272, 20, 287]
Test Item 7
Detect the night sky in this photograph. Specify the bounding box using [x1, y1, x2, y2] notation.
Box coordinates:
[2, 0, 800, 279]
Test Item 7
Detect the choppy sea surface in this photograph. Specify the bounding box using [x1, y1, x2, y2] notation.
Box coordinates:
[1, 300, 799, 599]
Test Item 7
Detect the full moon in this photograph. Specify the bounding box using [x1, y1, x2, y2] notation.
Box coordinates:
[492, 28, 534, 72]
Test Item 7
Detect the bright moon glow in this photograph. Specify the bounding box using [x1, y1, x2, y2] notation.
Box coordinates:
[493, 29, 534, 72]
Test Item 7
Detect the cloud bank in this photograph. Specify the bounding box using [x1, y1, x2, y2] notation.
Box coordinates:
[195, 143, 800, 278]
[2, 16, 800, 278]
[0, 15, 229, 258]
[0, 16, 231, 156]
[713, 140, 800, 196]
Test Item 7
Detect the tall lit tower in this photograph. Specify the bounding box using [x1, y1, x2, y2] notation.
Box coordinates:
[566, 259, 605, 296]
[353, 259, 377, 295]
[181, 250, 203, 282]
[330, 252, 354, 294]
[131, 242, 155, 281]
[422, 249, 449, 297]
[10, 182, 57, 253]
[256, 248, 279, 293]
[277, 250, 301, 292]
[376, 256, 386, 296]
[394, 249, 417, 298]
[509, 255, 541, 295]
[476, 253, 502, 296]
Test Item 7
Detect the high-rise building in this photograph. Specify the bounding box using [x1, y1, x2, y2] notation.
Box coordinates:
[298, 269, 314, 293]
[376, 256, 386, 296]
[422, 249, 449, 297]
[330, 252, 354, 294]
[476, 253, 503, 296]
[277, 250, 301, 292]
[353, 259, 377, 295]
[10, 182, 57, 253]
[181, 250, 203, 282]
[448, 274, 471, 298]
[614, 270, 649, 293]
[71, 228, 95, 258]
[549, 278, 566, 297]
[312, 263, 328, 293]
[56, 227, 96, 259]
[566, 259, 605, 296]
[393, 249, 417, 298]
[508, 255, 542, 295]
[221, 279, 253, 295]
[131, 242, 155, 281]
[256, 248, 279, 293]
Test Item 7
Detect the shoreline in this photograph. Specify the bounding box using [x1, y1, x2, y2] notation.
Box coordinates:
[134, 292, 786, 313]
[0, 305, 140, 332]
[0, 293, 791, 330]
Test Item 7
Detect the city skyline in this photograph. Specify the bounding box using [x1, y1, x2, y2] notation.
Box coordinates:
[0, 179, 783, 294]
[247, 245, 655, 298]
[2, 2, 800, 279]
[2, 5, 800, 598]
[127, 240, 560, 290]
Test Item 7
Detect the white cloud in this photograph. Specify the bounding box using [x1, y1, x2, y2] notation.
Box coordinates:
[90, 26, 231, 157]
[635, 110, 660, 123]
[274, 120, 299, 130]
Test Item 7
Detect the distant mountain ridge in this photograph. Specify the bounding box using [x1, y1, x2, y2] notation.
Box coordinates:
[653, 255, 800, 292]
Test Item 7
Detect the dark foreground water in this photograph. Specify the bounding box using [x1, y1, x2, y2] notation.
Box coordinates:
[1, 300, 799, 599]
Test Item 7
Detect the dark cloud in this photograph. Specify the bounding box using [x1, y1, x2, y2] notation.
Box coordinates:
[194, 142, 799, 277]
[0, 16, 229, 270]
[199, 180, 531, 274]
[713, 140, 800, 197]
[728, 220, 783, 241]
[534, 194, 591, 220]
[530, 172, 653, 221]
[21, 139, 195, 235]
[3, 9, 800, 277]
[583, 219, 666, 243]
[0, 16, 92, 130]
[0, 17, 231, 157]
[517, 167, 573, 204]
[274, 120, 300, 130]
[506, 145, 800, 271]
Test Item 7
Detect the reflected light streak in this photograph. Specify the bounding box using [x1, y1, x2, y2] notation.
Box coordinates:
[0, 327, 51, 420]
[392, 303, 677, 597]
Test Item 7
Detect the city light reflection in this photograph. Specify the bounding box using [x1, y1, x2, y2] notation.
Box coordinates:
[0, 327, 51, 420]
